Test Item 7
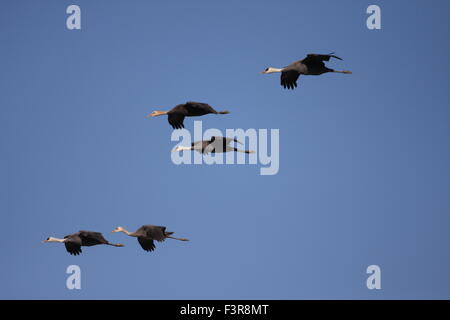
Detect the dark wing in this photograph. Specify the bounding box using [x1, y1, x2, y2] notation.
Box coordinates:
[78, 230, 107, 246]
[209, 136, 242, 145]
[202, 140, 216, 154]
[168, 102, 217, 128]
[144, 225, 166, 242]
[168, 113, 185, 129]
[135, 225, 150, 237]
[137, 237, 156, 252]
[280, 70, 300, 89]
[136, 225, 166, 242]
[222, 137, 242, 145]
[64, 234, 82, 256]
[191, 140, 204, 149]
[184, 102, 217, 115]
[205, 136, 235, 153]
[304, 53, 342, 62]
[190, 140, 212, 154]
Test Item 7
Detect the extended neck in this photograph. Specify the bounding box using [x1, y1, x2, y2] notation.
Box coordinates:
[120, 229, 134, 236]
[46, 237, 66, 243]
[146, 110, 168, 118]
[266, 67, 283, 74]
[173, 146, 194, 152]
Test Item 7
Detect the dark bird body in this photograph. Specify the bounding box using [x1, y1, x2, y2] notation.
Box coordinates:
[43, 230, 124, 255]
[112, 225, 189, 252]
[174, 136, 255, 154]
[261, 53, 352, 90]
[147, 101, 230, 129]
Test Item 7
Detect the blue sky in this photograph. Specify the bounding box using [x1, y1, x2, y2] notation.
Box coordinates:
[1, 0, 450, 299]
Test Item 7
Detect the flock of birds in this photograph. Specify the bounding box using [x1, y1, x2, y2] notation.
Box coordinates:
[44, 225, 189, 255]
[43, 53, 351, 255]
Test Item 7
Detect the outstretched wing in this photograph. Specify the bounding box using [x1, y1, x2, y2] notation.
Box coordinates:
[144, 225, 166, 242]
[223, 137, 242, 145]
[280, 70, 300, 90]
[304, 53, 342, 62]
[78, 230, 107, 246]
[137, 237, 156, 252]
[209, 136, 239, 145]
[202, 141, 216, 154]
[64, 234, 82, 256]
[168, 113, 185, 129]
[184, 102, 217, 115]
[302, 52, 342, 62]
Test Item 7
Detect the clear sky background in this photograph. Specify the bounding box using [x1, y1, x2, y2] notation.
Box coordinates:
[1, 0, 450, 299]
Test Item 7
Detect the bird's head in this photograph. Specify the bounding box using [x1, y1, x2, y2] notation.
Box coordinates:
[42, 237, 62, 243]
[112, 226, 125, 233]
[260, 67, 281, 74]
